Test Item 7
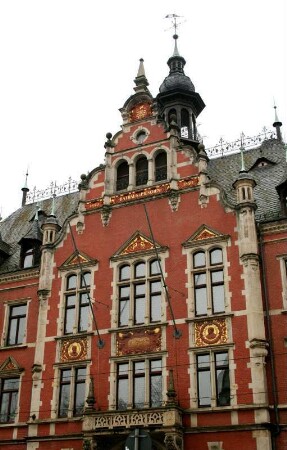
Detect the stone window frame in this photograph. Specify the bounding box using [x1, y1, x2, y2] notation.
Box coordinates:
[189, 345, 236, 410]
[109, 355, 165, 411]
[110, 254, 167, 330]
[58, 266, 97, 337]
[0, 359, 24, 424]
[113, 145, 170, 193]
[184, 240, 231, 319]
[278, 255, 287, 310]
[51, 363, 89, 420]
[1, 299, 31, 348]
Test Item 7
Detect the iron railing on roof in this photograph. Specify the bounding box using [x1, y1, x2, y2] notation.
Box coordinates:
[26, 177, 78, 204]
[205, 128, 276, 159]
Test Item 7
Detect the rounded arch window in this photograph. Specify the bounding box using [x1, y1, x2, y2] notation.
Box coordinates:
[136, 156, 148, 186]
[80, 271, 91, 288]
[67, 274, 77, 290]
[119, 264, 130, 281]
[168, 108, 177, 125]
[155, 151, 167, 182]
[150, 259, 161, 276]
[134, 261, 145, 278]
[193, 251, 206, 268]
[210, 248, 223, 265]
[116, 160, 129, 191]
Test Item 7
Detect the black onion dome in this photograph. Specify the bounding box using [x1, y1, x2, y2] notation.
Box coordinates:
[159, 34, 195, 94]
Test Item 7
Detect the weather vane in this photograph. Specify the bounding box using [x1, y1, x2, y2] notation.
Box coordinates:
[165, 14, 185, 36]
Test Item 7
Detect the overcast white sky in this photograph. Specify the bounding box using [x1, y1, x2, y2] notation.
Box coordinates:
[0, 0, 286, 219]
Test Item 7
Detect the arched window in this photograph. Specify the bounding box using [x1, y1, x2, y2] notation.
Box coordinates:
[64, 271, 91, 334]
[168, 108, 177, 124]
[181, 108, 189, 138]
[116, 161, 129, 191]
[136, 156, 148, 186]
[155, 152, 167, 182]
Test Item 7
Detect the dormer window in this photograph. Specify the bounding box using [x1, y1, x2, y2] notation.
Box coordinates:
[116, 161, 129, 191]
[20, 241, 41, 269]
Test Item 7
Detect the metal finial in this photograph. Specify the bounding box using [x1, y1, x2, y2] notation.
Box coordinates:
[50, 194, 56, 217]
[240, 132, 246, 172]
[23, 168, 29, 189]
[165, 14, 185, 57]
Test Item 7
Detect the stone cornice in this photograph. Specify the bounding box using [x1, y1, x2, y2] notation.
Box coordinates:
[0, 268, 39, 285]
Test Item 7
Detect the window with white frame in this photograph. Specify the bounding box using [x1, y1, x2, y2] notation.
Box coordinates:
[118, 259, 162, 327]
[63, 272, 91, 335]
[116, 358, 162, 410]
[58, 366, 87, 417]
[196, 350, 230, 407]
[192, 248, 225, 316]
[6, 304, 27, 346]
[0, 377, 20, 422]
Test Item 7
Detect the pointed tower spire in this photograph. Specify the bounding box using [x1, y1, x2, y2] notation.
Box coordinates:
[273, 104, 283, 142]
[21, 169, 29, 207]
[133, 58, 149, 93]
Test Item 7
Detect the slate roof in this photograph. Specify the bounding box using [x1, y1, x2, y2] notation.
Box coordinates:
[0, 138, 285, 275]
[0, 192, 79, 274]
[207, 138, 287, 221]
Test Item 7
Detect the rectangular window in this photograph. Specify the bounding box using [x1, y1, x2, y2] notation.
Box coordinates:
[116, 359, 162, 410]
[64, 272, 91, 335]
[196, 351, 230, 407]
[6, 304, 27, 346]
[0, 378, 19, 423]
[118, 260, 162, 327]
[193, 248, 225, 316]
[58, 367, 86, 417]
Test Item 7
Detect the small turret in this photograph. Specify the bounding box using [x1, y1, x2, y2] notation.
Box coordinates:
[41, 195, 61, 245]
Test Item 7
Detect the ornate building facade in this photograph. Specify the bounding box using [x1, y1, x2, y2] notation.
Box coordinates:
[0, 33, 286, 450]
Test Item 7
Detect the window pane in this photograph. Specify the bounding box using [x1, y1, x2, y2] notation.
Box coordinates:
[135, 262, 145, 278]
[216, 353, 230, 406]
[0, 393, 9, 422]
[151, 281, 161, 293]
[120, 265, 130, 281]
[67, 275, 77, 290]
[212, 285, 225, 313]
[134, 362, 145, 408]
[74, 382, 85, 415]
[197, 354, 210, 369]
[194, 273, 206, 286]
[76, 368, 87, 380]
[210, 248, 223, 265]
[198, 370, 211, 406]
[135, 297, 145, 324]
[65, 308, 75, 334]
[195, 287, 207, 315]
[23, 253, 33, 268]
[7, 320, 17, 345]
[11, 305, 26, 316]
[211, 270, 224, 283]
[193, 252, 205, 268]
[119, 286, 130, 298]
[151, 294, 161, 322]
[59, 384, 70, 417]
[79, 305, 89, 332]
[150, 259, 161, 275]
[66, 295, 76, 307]
[17, 317, 26, 344]
[81, 272, 91, 288]
[119, 299, 129, 326]
[135, 283, 145, 296]
[118, 378, 128, 410]
[80, 293, 89, 305]
[151, 374, 162, 407]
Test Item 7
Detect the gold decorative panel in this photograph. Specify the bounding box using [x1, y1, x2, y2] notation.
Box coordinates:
[61, 337, 88, 362]
[120, 235, 154, 255]
[116, 328, 161, 356]
[195, 319, 227, 347]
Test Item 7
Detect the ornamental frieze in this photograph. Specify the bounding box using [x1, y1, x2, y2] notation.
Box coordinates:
[116, 327, 161, 356]
[195, 319, 227, 347]
[177, 176, 199, 189]
[61, 337, 88, 362]
[111, 183, 170, 205]
[85, 197, 104, 211]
